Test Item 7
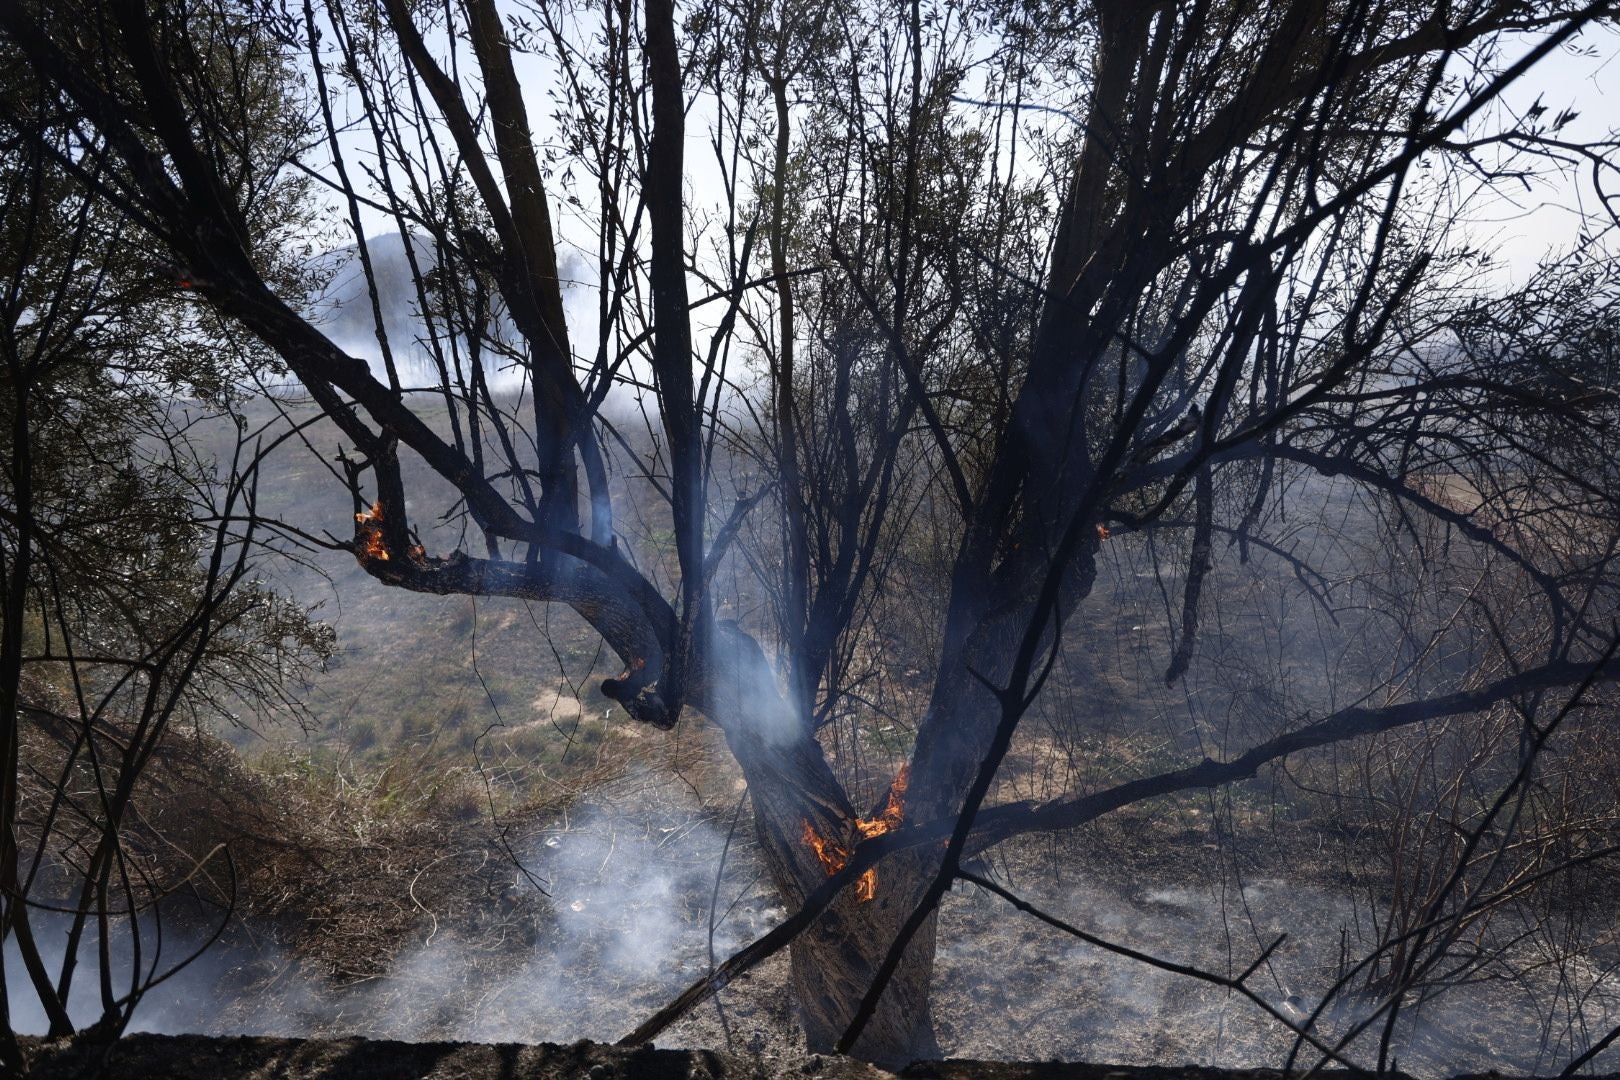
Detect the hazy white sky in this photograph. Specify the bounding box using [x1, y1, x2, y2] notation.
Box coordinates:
[322, 10, 1620, 347]
[1465, 22, 1619, 284]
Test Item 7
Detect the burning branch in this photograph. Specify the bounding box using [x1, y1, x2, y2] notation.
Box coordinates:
[353, 501, 427, 567]
[354, 501, 390, 563]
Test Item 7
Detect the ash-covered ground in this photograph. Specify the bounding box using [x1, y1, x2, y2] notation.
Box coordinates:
[12, 766, 1618, 1078]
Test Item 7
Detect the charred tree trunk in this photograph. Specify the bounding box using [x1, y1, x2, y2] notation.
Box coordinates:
[699, 624, 941, 1064]
[785, 863, 941, 1063]
[750, 792, 942, 1063]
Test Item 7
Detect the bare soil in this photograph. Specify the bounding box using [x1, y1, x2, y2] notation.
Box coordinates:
[18, 736, 1618, 1079]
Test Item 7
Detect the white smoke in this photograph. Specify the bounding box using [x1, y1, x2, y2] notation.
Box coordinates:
[337, 799, 765, 1045]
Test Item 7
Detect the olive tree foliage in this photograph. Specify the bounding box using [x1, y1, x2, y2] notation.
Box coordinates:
[4, 0, 1620, 1065]
[0, 11, 332, 1064]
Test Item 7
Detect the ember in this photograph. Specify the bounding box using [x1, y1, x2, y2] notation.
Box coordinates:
[801, 819, 849, 876]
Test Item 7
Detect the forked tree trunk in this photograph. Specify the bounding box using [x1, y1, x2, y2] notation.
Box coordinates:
[745, 790, 943, 1064]
[699, 625, 944, 1065]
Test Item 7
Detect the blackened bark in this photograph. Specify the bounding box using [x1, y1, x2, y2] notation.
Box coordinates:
[695, 624, 939, 1063]
[788, 868, 940, 1064]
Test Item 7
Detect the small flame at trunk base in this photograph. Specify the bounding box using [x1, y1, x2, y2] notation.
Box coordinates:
[801, 766, 909, 903]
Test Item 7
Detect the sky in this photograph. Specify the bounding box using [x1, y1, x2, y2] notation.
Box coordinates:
[312, 8, 1620, 360]
[1459, 22, 1619, 285]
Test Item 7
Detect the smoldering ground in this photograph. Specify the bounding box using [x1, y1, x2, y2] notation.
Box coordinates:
[11, 789, 1620, 1076]
[11, 501, 1620, 1075]
[5, 769, 777, 1047]
[306, 784, 775, 1045]
[935, 853, 1620, 1076]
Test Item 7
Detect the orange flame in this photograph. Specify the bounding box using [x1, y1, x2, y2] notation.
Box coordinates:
[801, 819, 849, 875]
[854, 867, 877, 902]
[801, 765, 908, 904]
[354, 501, 390, 562]
[1096, 523, 1111, 541]
[855, 764, 909, 840]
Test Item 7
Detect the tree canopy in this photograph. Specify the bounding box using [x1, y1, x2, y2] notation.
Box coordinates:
[0, 15, 332, 1062]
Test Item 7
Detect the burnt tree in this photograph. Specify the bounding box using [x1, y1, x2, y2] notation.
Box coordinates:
[4, 0, 1619, 1064]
